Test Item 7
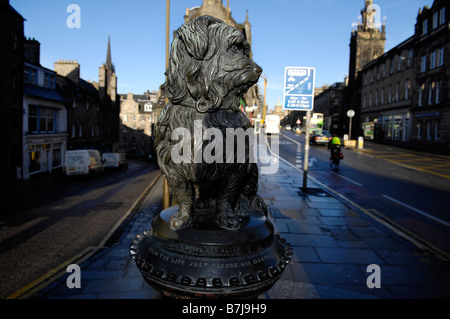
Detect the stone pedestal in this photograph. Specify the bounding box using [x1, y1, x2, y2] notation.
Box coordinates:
[130, 206, 292, 299]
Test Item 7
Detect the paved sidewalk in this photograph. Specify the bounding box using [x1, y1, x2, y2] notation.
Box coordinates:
[30, 150, 450, 299]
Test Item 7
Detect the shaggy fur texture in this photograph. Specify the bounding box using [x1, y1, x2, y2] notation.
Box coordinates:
[156, 16, 265, 230]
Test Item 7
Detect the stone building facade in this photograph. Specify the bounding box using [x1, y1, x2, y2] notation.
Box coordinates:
[119, 90, 164, 159]
[55, 36, 120, 153]
[55, 60, 103, 152]
[314, 82, 346, 133]
[411, 0, 449, 152]
[1, 1, 24, 191]
[360, 0, 449, 153]
[361, 36, 415, 142]
[344, 0, 387, 138]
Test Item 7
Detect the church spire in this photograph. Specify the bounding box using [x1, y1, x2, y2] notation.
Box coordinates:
[106, 34, 112, 72]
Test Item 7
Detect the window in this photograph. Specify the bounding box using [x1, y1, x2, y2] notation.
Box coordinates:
[375, 90, 378, 106]
[29, 146, 42, 174]
[428, 82, 434, 105]
[390, 58, 395, 74]
[388, 85, 392, 103]
[422, 19, 428, 35]
[408, 49, 413, 67]
[144, 103, 152, 112]
[418, 83, 425, 106]
[30, 68, 37, 85]
[426, 120, 432, 140]
[440, 7, 446, 25]
[433, 11, 439, 29]
[91, 124, 95, 137]
[405, 79, 410, 100]
[435, 120, 441, 140]
[431, 51, 436, 69]
[438, 48, 444, 66]
[40, 108, 55, 132]
[436, 81, 440, 104]
[417, 121, 422, 139]
[79, 124, 83, 138]
[24, 68, 30, 83]
[381, 87, 385, 105]
[396, 82, 400, 102]
[72, 124, 76, 138]
[28, 105, 38, 132]
[421, 55, 427, 72]
[28, 105, 56, 133]
[43, 73, 55, 89]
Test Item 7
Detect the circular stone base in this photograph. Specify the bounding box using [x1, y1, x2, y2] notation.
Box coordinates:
[130, 206, 292, 299]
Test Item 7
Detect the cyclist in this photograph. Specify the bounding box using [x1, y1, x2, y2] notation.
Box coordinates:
[328, 134, 342, 159]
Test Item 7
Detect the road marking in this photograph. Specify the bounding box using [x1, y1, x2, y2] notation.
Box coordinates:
[280, 132, 303, 146]
[281, 133, 363, 186]
[382, 194, 450, 227]
[330, 171, 363, 186]
[352, 148, 450, 179]
[265, 138, 449, 261]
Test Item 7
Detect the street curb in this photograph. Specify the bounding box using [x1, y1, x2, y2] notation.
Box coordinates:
[6, 171, 163, 299]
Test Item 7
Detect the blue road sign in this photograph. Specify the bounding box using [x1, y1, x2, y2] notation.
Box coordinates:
[283, 67, 316, 111]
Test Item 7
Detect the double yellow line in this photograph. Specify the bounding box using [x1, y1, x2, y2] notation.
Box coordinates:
[355, 149, 450, 179]
[7, 172, 162, 299]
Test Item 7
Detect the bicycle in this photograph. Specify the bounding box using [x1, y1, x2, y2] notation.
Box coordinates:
[329, 145, 343, 170]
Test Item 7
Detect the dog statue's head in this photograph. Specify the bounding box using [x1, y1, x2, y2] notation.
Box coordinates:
[162, 15, 262, 113]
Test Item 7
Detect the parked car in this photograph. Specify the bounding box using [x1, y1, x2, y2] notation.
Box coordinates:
[64, 150, 104, 176]
[311, 131, 332, 145]
[285, 124, 292, 131]
[102, 152, 128, 170]
[294, 126, 302, 134]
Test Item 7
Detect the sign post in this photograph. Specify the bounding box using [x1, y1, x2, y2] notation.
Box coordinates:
[283, 67, 315, 190]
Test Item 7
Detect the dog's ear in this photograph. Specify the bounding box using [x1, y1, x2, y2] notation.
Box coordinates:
[177, 16, 218, 60]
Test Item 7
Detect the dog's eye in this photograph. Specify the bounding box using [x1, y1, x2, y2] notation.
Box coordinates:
[231, 43, 241, 53]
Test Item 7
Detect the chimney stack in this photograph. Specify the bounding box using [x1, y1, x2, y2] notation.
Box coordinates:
[54, 60, 80, 85]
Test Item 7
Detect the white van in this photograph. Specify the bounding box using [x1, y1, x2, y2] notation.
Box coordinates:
[64, 150, 104, 176]
[265, 115, 281, 135]
[102, 152, 128, 170]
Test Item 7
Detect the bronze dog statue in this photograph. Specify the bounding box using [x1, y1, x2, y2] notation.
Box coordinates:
[156, 16, 266, 230]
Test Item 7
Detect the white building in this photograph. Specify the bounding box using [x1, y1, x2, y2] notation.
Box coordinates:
[22, 62, 67, 179]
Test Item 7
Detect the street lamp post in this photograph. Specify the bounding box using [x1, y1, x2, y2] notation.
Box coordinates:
[347, 109, 355, 140]
[261, 74, 267, 124]
[163, 0, 171, 209]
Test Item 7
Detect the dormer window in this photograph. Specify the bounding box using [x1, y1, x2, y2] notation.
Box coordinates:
[422, 18, 428, 35]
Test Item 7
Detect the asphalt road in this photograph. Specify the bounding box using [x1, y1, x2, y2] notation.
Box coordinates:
[0, 160, 160, 299]
[268, 131, 450, 257]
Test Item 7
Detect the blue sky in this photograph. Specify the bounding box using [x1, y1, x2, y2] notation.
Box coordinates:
[11, 0, 433, 111]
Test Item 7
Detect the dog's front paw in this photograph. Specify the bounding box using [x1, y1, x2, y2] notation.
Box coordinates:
[169, 210, 191, 230]
[217, 204, 241, 230]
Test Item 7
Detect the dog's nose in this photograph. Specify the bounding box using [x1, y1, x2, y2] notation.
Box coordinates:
[254, 64, 262, 75]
